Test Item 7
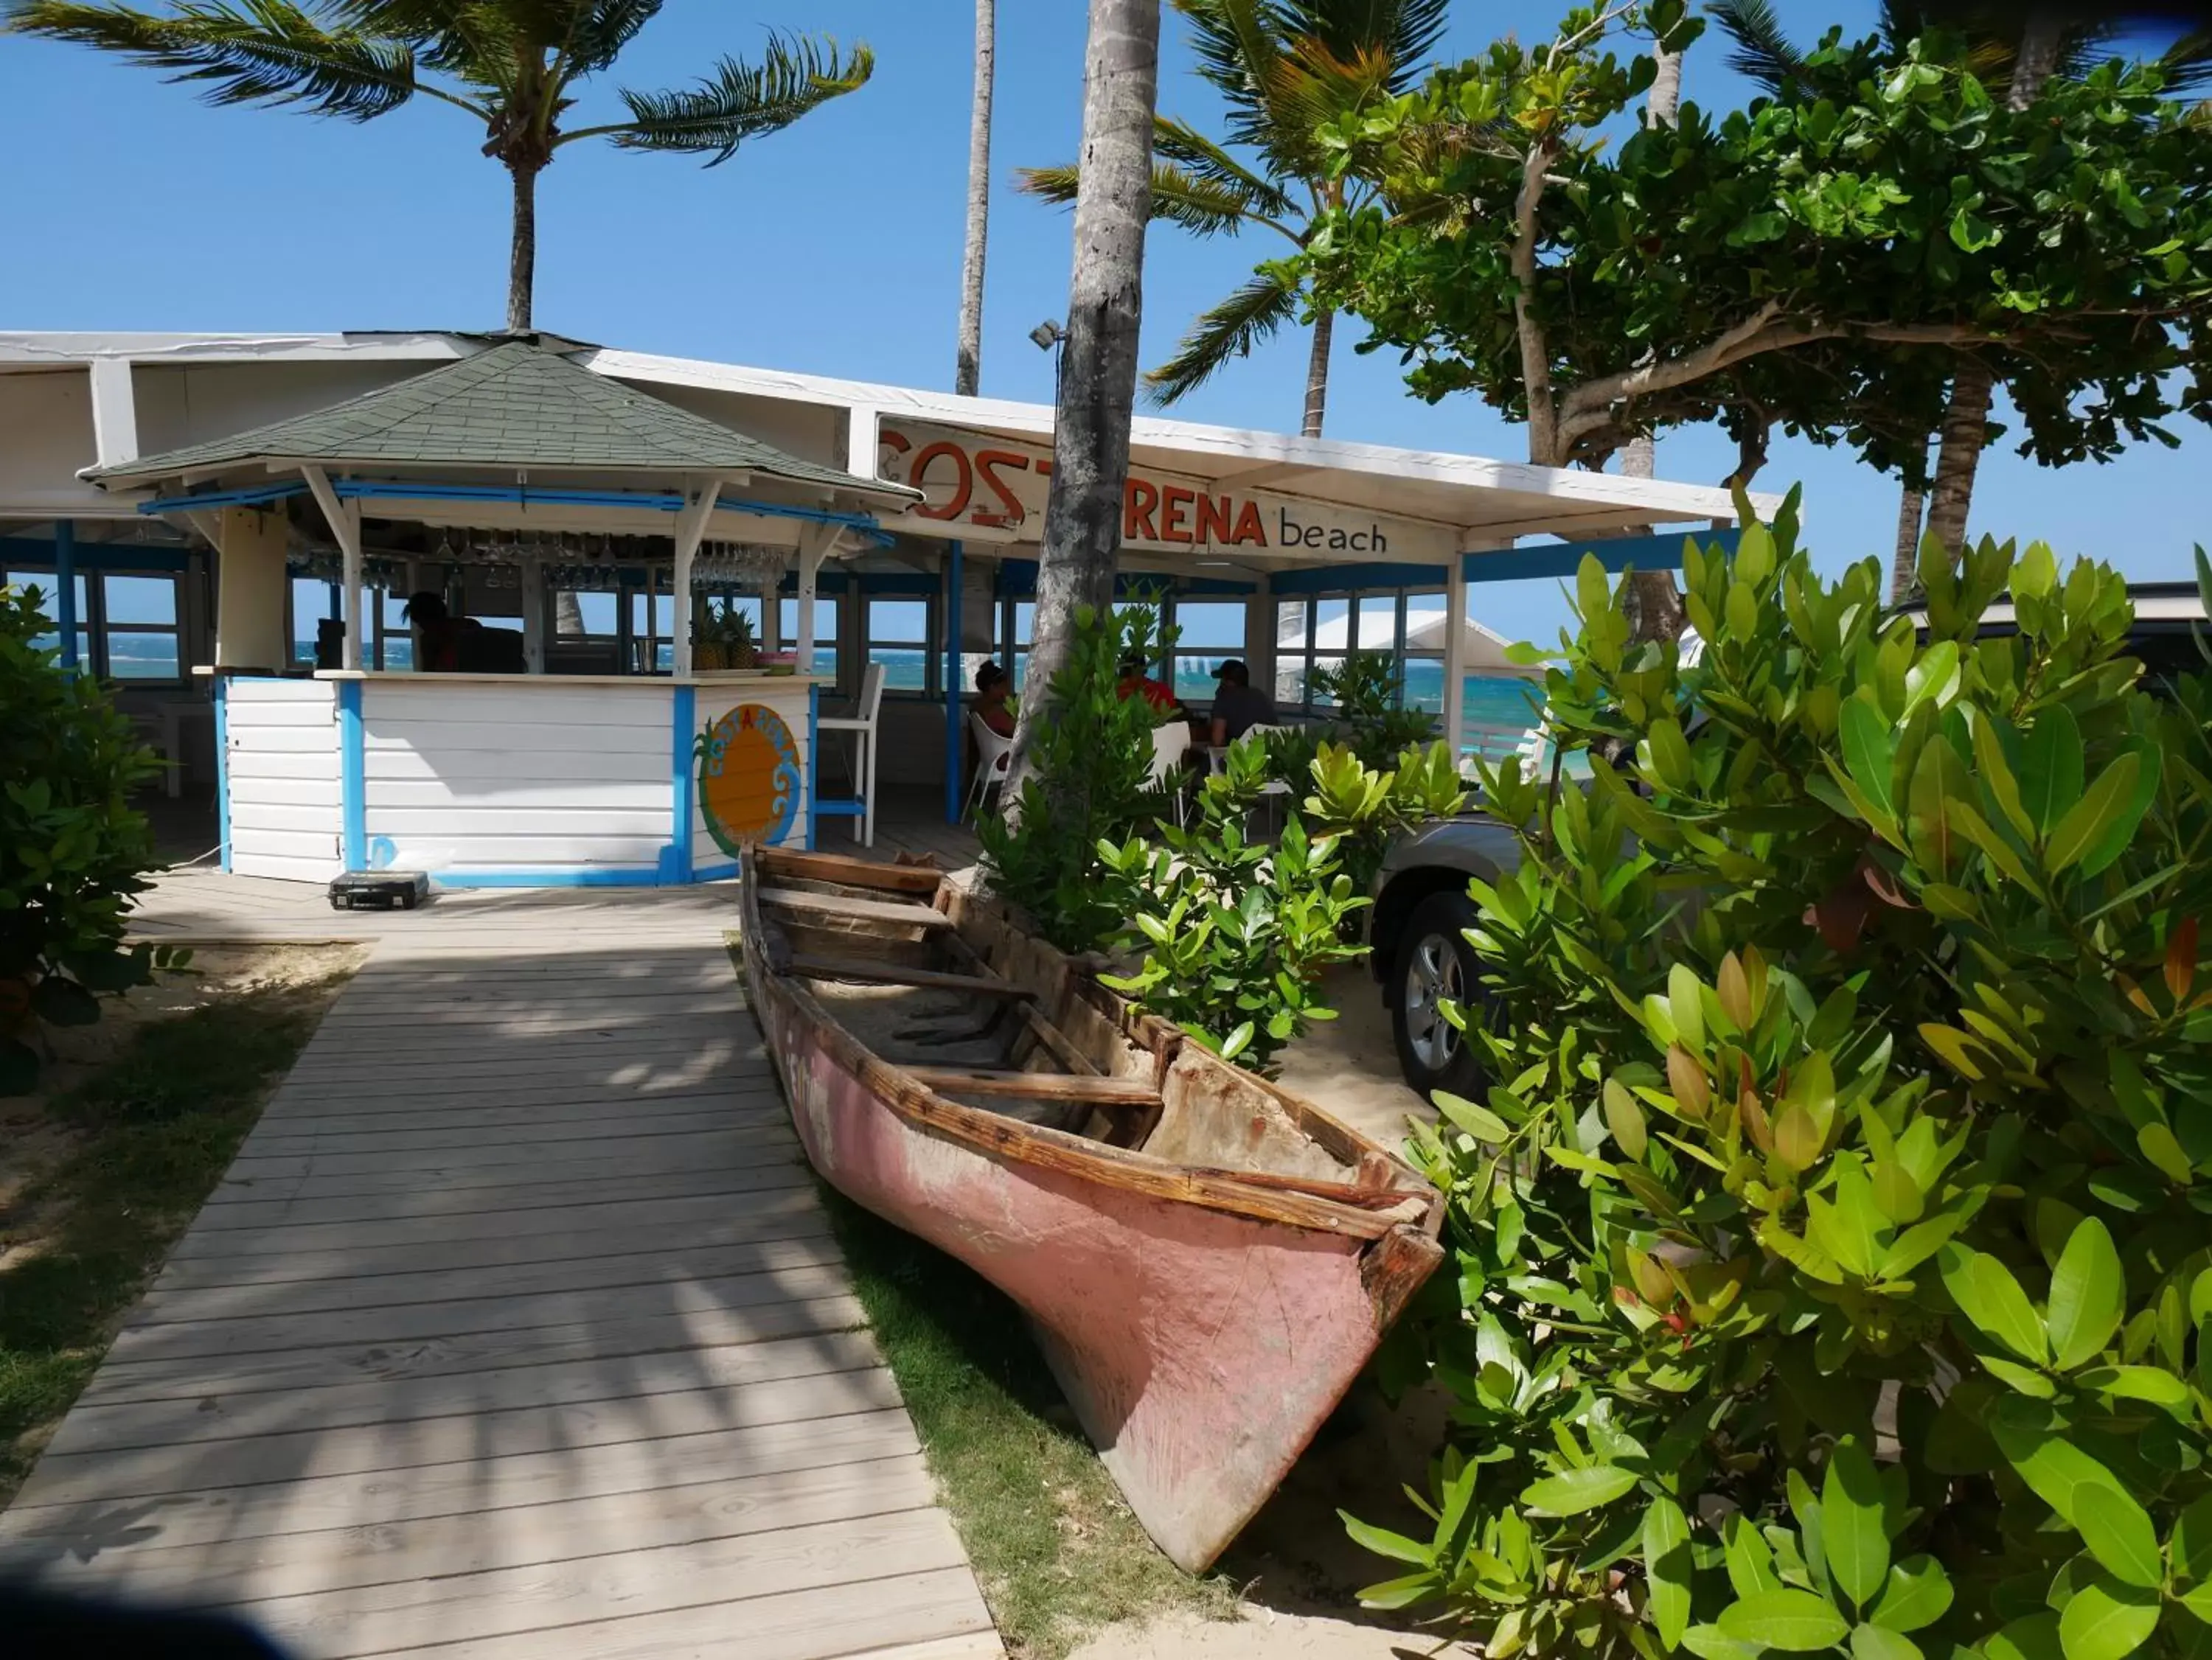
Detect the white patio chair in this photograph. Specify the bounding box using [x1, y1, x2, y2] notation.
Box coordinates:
[965, 711, 1015, 823]
[817, 660, 886, 845]
[1147, 722, 1194, 827]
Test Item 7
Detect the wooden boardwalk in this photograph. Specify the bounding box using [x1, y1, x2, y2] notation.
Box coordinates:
[1, 879, 999, 1660]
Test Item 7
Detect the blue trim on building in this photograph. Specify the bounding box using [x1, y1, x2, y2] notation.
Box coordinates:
[991, 559, 1256, 599]
[136, 481, 307, 515]
[693, 859, 741, 884]
[52, 520, 78, 672]
[1463, 528, 1739, 584]
[431, 868, 664, 890]
[661, 683, 697, 885]
[335, 678, 366, 872]
[806, 681, 820, 852]
[945, 539, 964, 825]
[1266, 560, 1452, 596]
[814, 801, 866, 817]
[212, 674, 231, 873]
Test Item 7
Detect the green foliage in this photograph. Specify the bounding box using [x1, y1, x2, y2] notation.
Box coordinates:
[978, 604, 1171, 953]
[0, 582, 176, 1094]
[1310, 649, 1442, 771]
[1096, 735, 1371, 1069]
[1304, 7, 2212, 474]
[1346, 499, 2212, 1660]
[1304, 733, 1470, 907]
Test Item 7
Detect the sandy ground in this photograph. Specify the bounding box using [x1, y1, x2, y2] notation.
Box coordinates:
[1071, 1606, 1450, 1660]
[1273, 962, 1435, 1146]
[1, 944, 367, 1268]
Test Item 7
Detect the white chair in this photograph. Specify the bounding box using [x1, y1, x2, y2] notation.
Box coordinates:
[965, 710, 1015, 823]
[1147, 722, 1194, 826]
[818, 661, 886, 845]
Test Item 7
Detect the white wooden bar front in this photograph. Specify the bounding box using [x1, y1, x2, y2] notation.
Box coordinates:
[218, 672, 821, 887]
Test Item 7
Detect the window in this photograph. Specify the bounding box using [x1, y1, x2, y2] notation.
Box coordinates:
[1169, 599, 1246, 704]
[1402, 592, 1447, 713]
[866, 596, 933, 693]
[7, 568, 91, 666]
[781, 596, 840, 680]
[1274, 591, 1442, 716]
[289, 577, 338, 666]
[633, 584, 675, 673]
[995, 599, 1034, 691]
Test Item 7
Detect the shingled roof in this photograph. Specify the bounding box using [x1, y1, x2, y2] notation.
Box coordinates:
[90, 341, 912, 502]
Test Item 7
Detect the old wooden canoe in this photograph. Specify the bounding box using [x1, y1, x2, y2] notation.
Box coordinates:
[735, 845, 1444, 1573]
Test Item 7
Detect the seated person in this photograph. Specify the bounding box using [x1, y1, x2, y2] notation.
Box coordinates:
[403, 591, 470, 672]
[973, 660, 1015, 737]
[1116, 654, 1180, 716]
[1208, 658, 1278, 746]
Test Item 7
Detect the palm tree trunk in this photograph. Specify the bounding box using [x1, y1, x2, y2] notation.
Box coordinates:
[1301, 307, 1333, 438]
[1008, 0, 1160, 801]
[956, 0, 995, 397]
[1890, 472, 1925, 601]
[507, 162, 539, 335]
[1925, 363, 1993, 558]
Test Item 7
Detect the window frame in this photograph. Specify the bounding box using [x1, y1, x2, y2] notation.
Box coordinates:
[865, 593, 938, 697]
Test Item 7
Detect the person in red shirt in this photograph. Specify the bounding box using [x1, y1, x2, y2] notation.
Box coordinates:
[1116, 654, 1180, 716]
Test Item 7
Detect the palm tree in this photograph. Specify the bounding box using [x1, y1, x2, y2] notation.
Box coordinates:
[7, 0, 873, 334]
[1008, 0, 1162, 801]
[1714, 0, 2206, 583]
[956, 0, 995, 397]
[1018, 0, 1448, 438]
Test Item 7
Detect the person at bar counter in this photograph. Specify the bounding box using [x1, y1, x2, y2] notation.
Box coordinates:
[1208, 658, 1276, 745]
[1116, 654, 1179, 716]
[403, 591, 470, 671]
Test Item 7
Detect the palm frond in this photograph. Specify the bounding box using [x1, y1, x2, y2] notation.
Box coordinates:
[1279, 0, 1450, 91]
[8, 0, 426, 119]
[1144, 265, 1302, 406]
[2152, 29, 2212, 94]
[1152, 115, 1298, 223]
[558, 0, 661, 77]
[1707, 0, 1809, 94]
[598, 29, 871, 164]
[1172, 0, 1287, 155]
[1015, 155, 1284, 238]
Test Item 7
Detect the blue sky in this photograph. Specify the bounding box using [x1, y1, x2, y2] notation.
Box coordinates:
[1, 1, 2201, 644]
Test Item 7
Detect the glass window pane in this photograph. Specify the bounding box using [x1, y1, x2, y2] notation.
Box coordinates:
[1276, 599, 1308, 649]
[1012, 601, 1034, 647]
[106, 631, 179, 679]
[1172, 657, 1225, 704]
[874, 648, 929, 691]
[1309, 654, 1345, 706]
[1009, 651, 1031, 691]
[1175, 600, 1245, 651]
[1402, 656, 1445, 713]
[560, 592, 619, 636]
[8, 571, 90, 623]
[1311, 597, 1349, 653]
[104, 574, 178, 626]
[1356, 596, 1399, 649]
[1403, 592, 1448, 653]
[383, 631, 416, 672]
[779, 597, 838, 645]
[869, 599, 928, 643]
[1274, 658, 1307, 708]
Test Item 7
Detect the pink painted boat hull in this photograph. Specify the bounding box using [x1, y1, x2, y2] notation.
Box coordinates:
[740, 851, 1444, 1573]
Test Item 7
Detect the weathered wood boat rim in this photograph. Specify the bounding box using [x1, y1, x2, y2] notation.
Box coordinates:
[737, 845, 1443, 1244]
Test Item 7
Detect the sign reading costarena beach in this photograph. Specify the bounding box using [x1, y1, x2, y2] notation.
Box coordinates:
[876, 420, 1455, 562]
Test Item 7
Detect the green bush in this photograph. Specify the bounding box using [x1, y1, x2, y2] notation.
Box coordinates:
[1344, 497, 2212, 1660]
[1309, 649, 1441, 771]
[978, 603, 1171, 952]
[1, 582, 175, 1094]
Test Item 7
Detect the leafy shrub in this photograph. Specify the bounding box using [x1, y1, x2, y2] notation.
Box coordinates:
[978, 603, 1172, 952]
[1304, 736, 1469, 905]
[1096, 735, 1369, 1067]
[1345, 497, 2212, 1660]
[1310, 649, 1441, 770]
[1, 582, 175, 1094]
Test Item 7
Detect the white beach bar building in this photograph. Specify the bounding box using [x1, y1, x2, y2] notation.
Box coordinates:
[0, 328, 1767, 889]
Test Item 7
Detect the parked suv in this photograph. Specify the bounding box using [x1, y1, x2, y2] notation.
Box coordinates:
[1368, 579, 2207, 1101]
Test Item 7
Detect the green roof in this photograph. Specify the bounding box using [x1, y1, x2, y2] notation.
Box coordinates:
[91, 340, 910, 501]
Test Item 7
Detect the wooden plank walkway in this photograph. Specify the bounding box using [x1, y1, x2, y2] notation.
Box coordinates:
[1, 884, 999, 1660]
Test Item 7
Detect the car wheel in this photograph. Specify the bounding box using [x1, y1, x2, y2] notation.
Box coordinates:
[1390, 890, 1490, 1102]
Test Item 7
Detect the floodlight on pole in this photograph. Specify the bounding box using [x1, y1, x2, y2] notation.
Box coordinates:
[1029, 320, 1067, 351]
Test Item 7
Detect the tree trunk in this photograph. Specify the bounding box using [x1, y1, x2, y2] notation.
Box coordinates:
[1648, 43, 1682, 127]
[507, 162, 538, 335]
[1890, 473, 1925, 602]
[1006, 0, 1160, 801]
[1925, 362, 1992, 559]
[1302, 307, 1333, 438]
[1611, 38, 1683, 644]
[956, 0, 995, 397]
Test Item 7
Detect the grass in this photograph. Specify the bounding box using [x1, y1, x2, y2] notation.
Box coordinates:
[0, 980, 344, 1504]
[817, 1181, 1239, 1660]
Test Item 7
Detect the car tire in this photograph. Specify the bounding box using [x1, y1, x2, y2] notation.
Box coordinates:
[1389, 890, 1490, 1103]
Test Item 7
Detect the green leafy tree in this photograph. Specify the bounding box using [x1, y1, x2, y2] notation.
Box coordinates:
[1018, 0, 1447, 436]
[1341, 502, 2212, 1660]
[5, 0, 873, 332]
[1, 583, 183, 1094]
[1304, 6, 2212, 522]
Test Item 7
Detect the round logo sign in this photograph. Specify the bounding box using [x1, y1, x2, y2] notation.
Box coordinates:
[698, 702, 801, 857]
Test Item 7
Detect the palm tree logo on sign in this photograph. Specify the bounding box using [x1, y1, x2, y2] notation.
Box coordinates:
[697, 705, 801, 857]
